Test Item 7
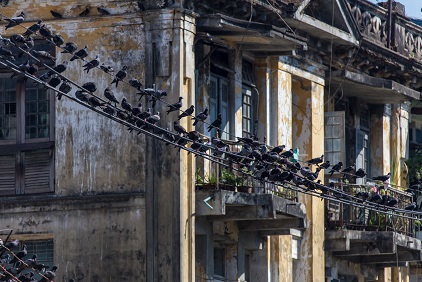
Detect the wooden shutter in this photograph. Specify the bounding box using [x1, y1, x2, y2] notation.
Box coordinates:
[324, 112, 345, 174]
[0, 154, 16, 195]
[23, 150, 53, 194]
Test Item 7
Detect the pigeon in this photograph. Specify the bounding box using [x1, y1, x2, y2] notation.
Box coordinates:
[22, 20, 42, 36]
[75, 90, 89, 103]
[48, 76, 62, 88]
[132, 103, 143, 116]
[351, 168, 366, 180]
[50, 10, 63, 19]
[103, 87, 118, 106]
[270, 145, 285, 154]
[10, 59, 29, 78]
[328, 161, 343, 177]
[207, 113, 222, 132]
[70, 46, 88, 61]
[9, 244, 27, 265]
[405, 202, 417, 211]
[31, 50, 56, 62]
[150, 90, 167, 108]
[100, 64, 114, 74]
[306, 155, 323, 165]
[23, 36, 34, 50]
[0, 46, 15, 61]
[372, 172, 391, 182]
[83, 55, 100, 73]
[102, 105, 116, 116]
[192, 107, 208, 126]
[116, 109, 129, 121]
[166, 97, 183, 115]
[5, 12, 25, 30]
[39, 265, 57, 282]
[143, 112, 160, 130]
[88, 96, 104, 108]
[39, 24, 53, 40]
[61, 42, 78, 54]
[319, 160, 330, 169]
[111, 66, 127, 87]
[26, 63, 39, 76]
[280, 149, 294, 158]
[138, 108, 151, 120]
[52, 33, 65, 47]
[10, 34, 26, 46]
[58, 80, 72, 99]
[48, 61, 68, 76]
[174, 121, 187, 135]
[178, 105, 194, 120]
[82, 82, 97, 92]
[79, 7, 90, 17]
[341, 163, 355, 179]
[97, 7, 111, 15]
[121, 97, 132, 112]
[129, 78, 142, 90]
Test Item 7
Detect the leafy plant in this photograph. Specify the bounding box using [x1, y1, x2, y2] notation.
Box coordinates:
[195, 169, 205, 185]
[220, 169, 237, 186]
[205, 173, 217, 185]
[405, 153, 422, 184]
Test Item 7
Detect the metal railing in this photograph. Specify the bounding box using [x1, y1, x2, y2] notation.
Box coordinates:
[326, 182, 417, 237]
[195, 140, 298, 202]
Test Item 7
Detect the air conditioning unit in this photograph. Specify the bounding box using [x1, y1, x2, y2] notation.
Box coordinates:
[409, 128, 422, 144]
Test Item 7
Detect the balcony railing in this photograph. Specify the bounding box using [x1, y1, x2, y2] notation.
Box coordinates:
[195, 140, 298, 202]
[326, 182, 416, 237]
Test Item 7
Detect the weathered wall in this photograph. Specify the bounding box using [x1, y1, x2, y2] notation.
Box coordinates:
[0, 194, 146, 281]
[0, 1, 149, 281]
[370, 106, 391, 177]
[292, 77, 325, 282]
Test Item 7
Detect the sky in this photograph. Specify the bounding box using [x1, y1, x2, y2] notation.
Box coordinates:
[369, 0, 421, 19]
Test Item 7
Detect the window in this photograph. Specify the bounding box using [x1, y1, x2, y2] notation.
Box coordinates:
[213, 246, 226, 280]
[242, 61, 256, 138]
[356, 130, 369, 183]
[242, 86, 254, 137]
[209, 75, 229, 139]
[0, 42, 54, 195]
[324, 112, 345, 175]
[21, 239, 54, 280]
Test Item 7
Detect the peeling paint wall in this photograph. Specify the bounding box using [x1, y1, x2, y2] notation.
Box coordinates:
[0, 196, 146, 281]
[370, 107, 391, 177]
[292, 78, 325, 282]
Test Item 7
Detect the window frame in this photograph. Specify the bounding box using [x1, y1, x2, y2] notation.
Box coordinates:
[0, 47, 55, 195]
[209, 74, 230, 140]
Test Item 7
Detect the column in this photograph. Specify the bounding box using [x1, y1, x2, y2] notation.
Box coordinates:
[144, 10, 196, 282]
[370, 105, 391, 177]
[292, 79, 325, 282]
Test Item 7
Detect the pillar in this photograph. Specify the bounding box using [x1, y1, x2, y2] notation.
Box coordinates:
[370, 105, 391, 177]
[255, 58, 270, 142]
[292, 79, 325, 282]
[144, 10, 196, 282]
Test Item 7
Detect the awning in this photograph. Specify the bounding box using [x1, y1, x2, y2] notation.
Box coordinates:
[328, 70, 421, 103]
[197, 14, 307, 56]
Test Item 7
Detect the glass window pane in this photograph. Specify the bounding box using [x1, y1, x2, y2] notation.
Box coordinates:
[0, 78, 17, 141]
[25, 81, 50, 140]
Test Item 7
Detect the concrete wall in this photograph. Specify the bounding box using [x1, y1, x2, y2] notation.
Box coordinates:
[0, 194, 146, 281]
[0, 1, 148, 281]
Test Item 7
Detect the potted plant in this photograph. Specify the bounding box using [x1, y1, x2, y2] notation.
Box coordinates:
[219, 169, 237, 191]
[202, 172, 217, 191]
[237, 174, 253, 193]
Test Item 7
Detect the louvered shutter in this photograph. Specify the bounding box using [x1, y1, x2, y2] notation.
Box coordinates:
[23, 149, 53, 194]
[0, 154, 16, 195]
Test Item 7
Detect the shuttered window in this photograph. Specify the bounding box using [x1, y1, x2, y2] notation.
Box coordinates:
[0, 44, 54, 195]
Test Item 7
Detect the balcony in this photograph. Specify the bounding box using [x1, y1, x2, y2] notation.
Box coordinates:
[195, 141, 306, 236]
[325, 183, 422, 267]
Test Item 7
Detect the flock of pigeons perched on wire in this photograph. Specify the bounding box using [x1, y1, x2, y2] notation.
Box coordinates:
[0, 11, 422, 224]
[0, 237, 74, 282]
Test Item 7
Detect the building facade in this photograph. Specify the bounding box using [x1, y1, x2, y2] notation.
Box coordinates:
[0, 0, 421, 281]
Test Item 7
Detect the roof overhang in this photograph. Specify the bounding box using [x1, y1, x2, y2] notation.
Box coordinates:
[196, 14, 307, 56]
[328, 70, 421, 103]
[285, 0, 360, 46]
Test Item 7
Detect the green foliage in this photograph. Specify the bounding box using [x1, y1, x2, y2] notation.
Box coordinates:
[220, 169, 243, 187]
[405, 153, 422, 184]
